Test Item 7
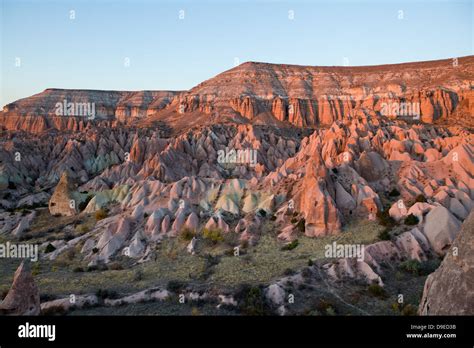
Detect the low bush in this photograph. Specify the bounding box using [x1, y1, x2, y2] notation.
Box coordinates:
[94, 209, 108, 220]
[401, 304, 417, 316]
[367, 283, 387, 298]
[202, 228, 224, 244]
[235, 284, 270, 316]
[378, 228, 391, 241]
[167, 280, 187, 293]
[44, 243, 56, 254]
[404, 214, 419, 225]
[415, 194, 427, 203]
[179, 228, 195, 241]
[388, 188, 400, 197]
[376, 210, 396, 227]
[281, 239, 299, 251]
[399, 259, 421, 275]
[95, 289, 120, 300]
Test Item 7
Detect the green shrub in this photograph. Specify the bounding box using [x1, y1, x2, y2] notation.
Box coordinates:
[399, 259, 421, 275]
[44, 243, 56, 254]
[95, 209, 108, 220]
[388, 188, 400, 197]
[179, 228, 195, 241]
[418, 259, 441, 275]
[404, 214, 419, 225]
[378, 228, 391, 241]
[202, 228, 224, 244]
[376, 210, 396, 227]
[167, 280, 187, 293]
[281, 239, 299, 251]
[235, 285, 269, 316]
[367, 283, 387, 298]
[401, 304, 417, 316]
[415, 194, 427, 203]
[72, 266, 84, 273]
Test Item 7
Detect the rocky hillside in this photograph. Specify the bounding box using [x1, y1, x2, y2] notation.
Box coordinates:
[1, 56, 473, 133]
[0, 57, 473, 315]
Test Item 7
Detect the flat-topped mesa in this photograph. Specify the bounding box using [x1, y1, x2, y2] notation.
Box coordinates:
[1, 56, 473, 132]
[0, 89, 182, 132]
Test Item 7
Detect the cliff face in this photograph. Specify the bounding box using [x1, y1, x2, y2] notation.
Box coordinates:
[419, 211, 474, 315]
[1, 56, 473, 133]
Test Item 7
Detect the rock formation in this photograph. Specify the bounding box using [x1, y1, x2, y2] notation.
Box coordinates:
[0, 261, 40, 315]
[48, 171, 82, 216]
[419, 212, 474, 315]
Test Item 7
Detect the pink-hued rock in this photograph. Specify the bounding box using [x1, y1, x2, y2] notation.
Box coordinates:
[0, 262, 40, 315]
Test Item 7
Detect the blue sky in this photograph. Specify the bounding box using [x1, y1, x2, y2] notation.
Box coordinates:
[0, 0, 472, 106]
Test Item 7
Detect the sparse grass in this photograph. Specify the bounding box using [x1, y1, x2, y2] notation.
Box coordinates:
[0, 217, 384, 307]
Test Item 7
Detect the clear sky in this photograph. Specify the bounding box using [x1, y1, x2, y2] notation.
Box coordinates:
[0, 0, 472, 106]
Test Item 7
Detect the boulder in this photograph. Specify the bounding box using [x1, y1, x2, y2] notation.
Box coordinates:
[423, 206, 462, 255]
